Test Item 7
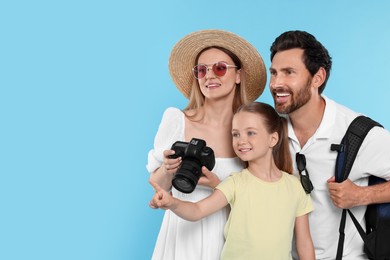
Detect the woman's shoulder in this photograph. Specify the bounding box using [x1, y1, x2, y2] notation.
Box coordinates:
[154, 107, 185, 140]
[160, 107, 184, 123]
[163, 107, 183, 117]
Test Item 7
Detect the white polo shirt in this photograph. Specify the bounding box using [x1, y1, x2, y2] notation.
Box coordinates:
[288, 96, 390, 260]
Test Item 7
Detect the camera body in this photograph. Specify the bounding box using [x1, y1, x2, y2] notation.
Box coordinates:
[169, 138, 215, 193]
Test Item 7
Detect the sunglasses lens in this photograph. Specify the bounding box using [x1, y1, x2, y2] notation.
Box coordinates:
[296, 153, 306, 172]
[212, 62, 228, 77]
[301, 175, 314, 194]
[296, 153, 313, 194]
[193, 65, 207, 79]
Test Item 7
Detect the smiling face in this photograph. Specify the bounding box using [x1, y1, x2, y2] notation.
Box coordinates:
[269, 48, 314, 114]
[232, 111, 278, 163]
[196, 48, 241, 101]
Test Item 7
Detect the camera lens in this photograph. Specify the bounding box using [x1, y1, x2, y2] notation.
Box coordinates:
[172, 159, 201, 193]
[172, 175, 196, 193]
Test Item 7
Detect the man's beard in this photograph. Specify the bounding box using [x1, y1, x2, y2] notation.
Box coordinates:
[274, 80, 312, 114]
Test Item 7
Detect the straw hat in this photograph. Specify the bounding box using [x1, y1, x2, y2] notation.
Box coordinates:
[168, 29, 266, 101]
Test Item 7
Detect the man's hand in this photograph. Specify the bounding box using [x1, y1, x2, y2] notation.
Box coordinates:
[327, 176, 362, 209]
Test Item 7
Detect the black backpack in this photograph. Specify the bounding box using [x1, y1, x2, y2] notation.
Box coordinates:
[331, 115, 390, 260]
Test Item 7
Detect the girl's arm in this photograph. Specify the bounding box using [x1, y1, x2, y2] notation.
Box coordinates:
[149, 181, 228, 221]
[294, 214, 315, 260]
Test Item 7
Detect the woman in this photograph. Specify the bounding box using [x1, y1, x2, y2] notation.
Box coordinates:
[146, 29, 266, 260]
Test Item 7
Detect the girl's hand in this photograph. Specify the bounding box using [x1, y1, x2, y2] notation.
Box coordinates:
[149, 181, 174, 210]
[198, 166, 221, 189]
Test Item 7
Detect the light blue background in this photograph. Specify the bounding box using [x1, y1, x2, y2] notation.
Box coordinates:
[1, 1, 389, 259]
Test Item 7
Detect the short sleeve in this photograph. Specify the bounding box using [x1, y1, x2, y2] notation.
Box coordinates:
[355, 126, 390, 181]
[296, 187, 314, 217]
[216, 173, 238, 204]
[146, 107, 184, 173]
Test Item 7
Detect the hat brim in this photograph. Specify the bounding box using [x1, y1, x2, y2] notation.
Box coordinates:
[168, 29, 266, 101]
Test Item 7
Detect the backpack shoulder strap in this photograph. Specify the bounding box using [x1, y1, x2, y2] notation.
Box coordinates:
[333, 115, 383, 260]
[331, 115, 382, 182]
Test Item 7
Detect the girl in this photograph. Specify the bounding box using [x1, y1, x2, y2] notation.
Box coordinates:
[150, 102, 314, 260]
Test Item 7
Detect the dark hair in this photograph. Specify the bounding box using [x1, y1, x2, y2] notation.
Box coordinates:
[270, 30, 332, 94]
[235, 102, 292, 174]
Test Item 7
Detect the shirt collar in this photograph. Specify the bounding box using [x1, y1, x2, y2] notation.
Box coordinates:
[287, 95, 336, 142]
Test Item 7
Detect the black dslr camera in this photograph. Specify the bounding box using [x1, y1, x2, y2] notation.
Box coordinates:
[169, 138, 215, 193]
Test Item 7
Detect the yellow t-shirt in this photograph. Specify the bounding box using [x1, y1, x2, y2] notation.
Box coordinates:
[216, 169, 313, 260]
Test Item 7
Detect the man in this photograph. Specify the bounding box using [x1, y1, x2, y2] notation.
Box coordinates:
[269, 30, 390, 259]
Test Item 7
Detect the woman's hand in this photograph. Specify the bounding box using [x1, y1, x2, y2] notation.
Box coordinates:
[161, 149, 182, 176]
[149, 149, 182, 191]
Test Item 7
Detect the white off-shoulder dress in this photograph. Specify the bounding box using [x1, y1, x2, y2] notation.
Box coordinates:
[147, 107, 244, 260]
